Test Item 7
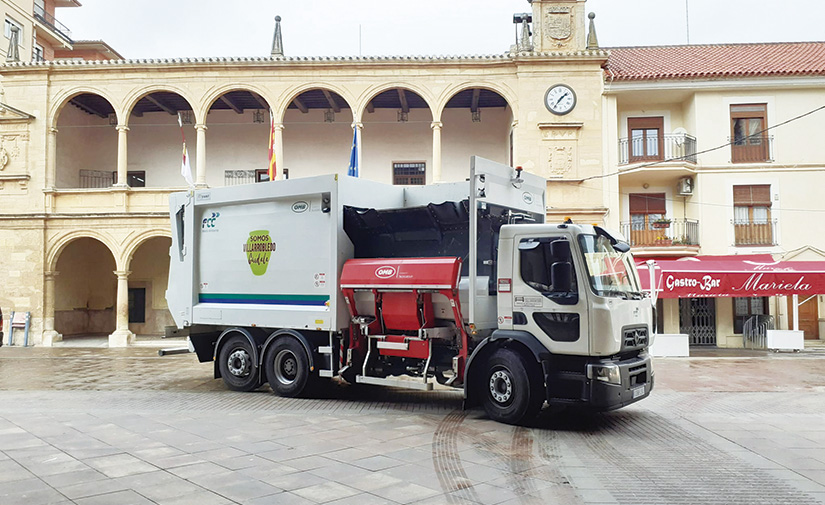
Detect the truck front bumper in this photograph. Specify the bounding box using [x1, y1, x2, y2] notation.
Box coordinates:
[586, 354, 653, 410]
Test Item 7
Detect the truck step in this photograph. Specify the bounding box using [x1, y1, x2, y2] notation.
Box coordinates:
[355, 375, 433, 391]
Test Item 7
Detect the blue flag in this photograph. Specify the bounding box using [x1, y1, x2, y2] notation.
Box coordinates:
[348, 128, 358, 177]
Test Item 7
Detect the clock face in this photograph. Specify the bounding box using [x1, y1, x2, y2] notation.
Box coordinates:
[544, 84, 576, 115]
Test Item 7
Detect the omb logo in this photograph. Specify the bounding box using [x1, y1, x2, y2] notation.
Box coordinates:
[522, 192, 534, 205]
[292, 201, 309, 213]
[375, 266, 397, 279]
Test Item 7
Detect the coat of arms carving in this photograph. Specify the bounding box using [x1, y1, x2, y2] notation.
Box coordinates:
[548, 146, 573, 177]
[545, 7, 572, 41]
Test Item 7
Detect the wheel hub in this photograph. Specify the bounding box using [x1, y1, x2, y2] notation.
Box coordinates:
[274, 350, 298, 385]
[489, 370, 513, 404]
[227, 349, 251, 377]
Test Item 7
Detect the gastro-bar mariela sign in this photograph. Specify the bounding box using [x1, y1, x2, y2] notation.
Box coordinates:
[641, 259, 825, 298]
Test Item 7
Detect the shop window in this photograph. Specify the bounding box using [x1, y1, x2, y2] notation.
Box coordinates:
[733, 296, 768, 334]
[628, 117, 664, 162]
[733, 185, 773, 246]
[731, 104, 769, 163]
[393, 162, 425, 185]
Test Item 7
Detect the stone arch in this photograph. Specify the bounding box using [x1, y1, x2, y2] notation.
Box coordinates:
[121, 228, 173, 271]
[125, 233, 175, 337]
[49, 87, 120, 127]
[357, 82, 437, 122]
[53, 90, 121, 189]
[46, 230, 119, 273]
[275, 82, 357, 123]
[434, 81, 518, 120]
[122, 84, 199, 125]
[50, 235, 119, 339]
[121, 86, 199, 188]
[199, 83, 274, 123]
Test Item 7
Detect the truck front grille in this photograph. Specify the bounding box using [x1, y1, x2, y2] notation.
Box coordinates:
[623, 327, 648, 349]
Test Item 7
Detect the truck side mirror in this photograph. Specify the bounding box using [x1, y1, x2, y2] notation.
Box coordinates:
[551, 262, 573, 293]
[550, 239, 571, 261]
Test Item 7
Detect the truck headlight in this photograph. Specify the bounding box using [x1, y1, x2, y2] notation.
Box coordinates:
[587, 363, 622, 385]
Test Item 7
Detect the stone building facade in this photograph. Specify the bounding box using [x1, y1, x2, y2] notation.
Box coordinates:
[1, 0, 615, 346]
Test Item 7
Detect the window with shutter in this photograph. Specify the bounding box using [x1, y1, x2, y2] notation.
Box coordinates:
[628, 192, 669, 245]
[628, 117, 664, 163]
[732, 184, 774, 245]
[730, 104, 769, 163]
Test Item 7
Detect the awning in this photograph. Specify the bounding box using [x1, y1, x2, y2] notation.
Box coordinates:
[637, 256, 825, 298]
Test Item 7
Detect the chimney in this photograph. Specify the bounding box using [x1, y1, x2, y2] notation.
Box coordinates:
[271, 16, 284, 57]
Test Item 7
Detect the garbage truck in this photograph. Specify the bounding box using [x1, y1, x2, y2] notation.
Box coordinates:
[166, 157, 653, 424]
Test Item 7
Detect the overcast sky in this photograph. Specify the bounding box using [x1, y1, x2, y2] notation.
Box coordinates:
[59, 0, 824, 59]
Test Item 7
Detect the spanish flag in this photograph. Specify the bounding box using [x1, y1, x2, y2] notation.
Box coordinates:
[267, 109, 276, 181]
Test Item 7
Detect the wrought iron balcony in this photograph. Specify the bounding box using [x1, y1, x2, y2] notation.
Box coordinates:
[620, 218, 700, 248]
[618, 133, 697, 166]
[33, 4, 73, 44]
[733, 219, 777, 246]
[728, 135, 773, 163]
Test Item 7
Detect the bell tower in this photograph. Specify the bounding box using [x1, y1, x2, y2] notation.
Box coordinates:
[529, 0, 587, 52]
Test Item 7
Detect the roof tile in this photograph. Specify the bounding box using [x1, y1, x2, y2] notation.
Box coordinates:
[604, 42, 825, 81]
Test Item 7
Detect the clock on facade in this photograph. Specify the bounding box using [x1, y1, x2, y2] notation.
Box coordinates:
[544, 84, 576, 115]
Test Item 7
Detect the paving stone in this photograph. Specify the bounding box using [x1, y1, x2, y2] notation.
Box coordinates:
[3, 347, 825, 505]
[84, 453, 158, 478]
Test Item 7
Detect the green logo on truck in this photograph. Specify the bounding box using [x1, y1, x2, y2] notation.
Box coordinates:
[243, 230, 275, 276]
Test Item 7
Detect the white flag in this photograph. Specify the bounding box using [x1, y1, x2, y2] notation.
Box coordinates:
[178, 112, 194, 187]
[181, 143, 194, 187]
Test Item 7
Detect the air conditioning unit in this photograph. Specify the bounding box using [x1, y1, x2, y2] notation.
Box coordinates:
[677, 176, 694, 196]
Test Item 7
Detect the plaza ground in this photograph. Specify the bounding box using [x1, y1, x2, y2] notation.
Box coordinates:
[0, 344, 824, 504]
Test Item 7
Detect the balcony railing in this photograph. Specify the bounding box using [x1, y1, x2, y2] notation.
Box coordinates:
[733, 220, 777, 246]
[33, 4, 73, 44]
[618, 133, 697, 166]
[620, 218, 699, 247]
[729, 135, 773, 163]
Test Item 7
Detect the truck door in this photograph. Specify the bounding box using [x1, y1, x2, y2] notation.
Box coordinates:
[511, 235, 589, 355]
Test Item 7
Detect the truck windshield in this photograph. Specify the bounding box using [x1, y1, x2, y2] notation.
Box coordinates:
[578, 234, 642, 299]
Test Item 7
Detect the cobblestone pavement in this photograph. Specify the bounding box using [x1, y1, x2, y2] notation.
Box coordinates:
[0, 346, 824, 505]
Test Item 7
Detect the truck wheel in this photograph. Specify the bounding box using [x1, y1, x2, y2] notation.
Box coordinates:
[481, 348, 544, 425]
[264, 338, 311, 397]
[218, 335, 260, 392]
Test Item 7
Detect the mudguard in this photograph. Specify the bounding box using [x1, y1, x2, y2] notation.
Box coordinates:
[262, 329, 317, 373]
[463, 330, 550, 408]
[213, 327, 260, 379]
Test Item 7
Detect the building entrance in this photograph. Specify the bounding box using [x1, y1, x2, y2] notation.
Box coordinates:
[680, 297, 717, 346]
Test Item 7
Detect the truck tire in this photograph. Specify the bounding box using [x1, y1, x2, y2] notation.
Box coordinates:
[263, 337, 312, 397]
[218, 335, 260, 392]
[481, 348, 544, 425]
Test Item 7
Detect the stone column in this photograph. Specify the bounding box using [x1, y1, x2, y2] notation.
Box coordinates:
[274, 123, 285, 180]
[510, 120, 519, 167]
[109, 270, 135, 347]
[195, 124, 207, 187]
[46, 127, 58, 189]
[41, 271, 62, 346]
[431, 121, 443, 183]
[114, 125, 129, 187]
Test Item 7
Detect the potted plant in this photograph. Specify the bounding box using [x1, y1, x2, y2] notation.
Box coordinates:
[654, 235, 672, 246]
[651, 218, 671, 229]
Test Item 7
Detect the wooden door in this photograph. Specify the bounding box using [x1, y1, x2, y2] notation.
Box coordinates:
[787, 297, 820, 339]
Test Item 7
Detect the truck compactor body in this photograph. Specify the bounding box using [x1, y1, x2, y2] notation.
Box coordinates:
[166, 157, 654, 424]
